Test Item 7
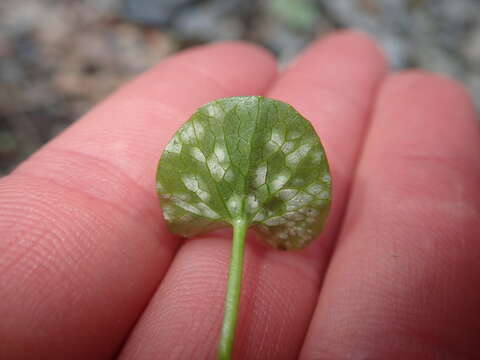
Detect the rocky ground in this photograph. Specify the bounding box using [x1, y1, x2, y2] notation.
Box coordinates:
[1, 0, 479, 175]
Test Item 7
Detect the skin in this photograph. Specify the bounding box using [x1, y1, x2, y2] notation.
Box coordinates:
[0, 30, 479, 360]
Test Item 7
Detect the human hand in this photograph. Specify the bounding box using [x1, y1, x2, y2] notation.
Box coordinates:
[1, 31, 479, 360]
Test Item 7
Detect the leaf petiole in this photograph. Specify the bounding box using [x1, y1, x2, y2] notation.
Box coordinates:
[218, 218, 248, 360]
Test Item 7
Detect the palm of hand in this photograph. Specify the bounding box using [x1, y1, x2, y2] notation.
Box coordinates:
[1, 31, 479, 360]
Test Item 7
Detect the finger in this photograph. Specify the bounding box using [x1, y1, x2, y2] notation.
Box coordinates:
[119, 31, 387, 359]
[300, 72, 480, 359]
[0, 42, 276, 360]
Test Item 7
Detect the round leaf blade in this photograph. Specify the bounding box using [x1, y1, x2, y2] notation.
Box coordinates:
[156, 96, 331, 249]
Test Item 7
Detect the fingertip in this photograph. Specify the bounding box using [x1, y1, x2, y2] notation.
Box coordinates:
[197, 40, 278, 90]
[144, 40, 278, 96]
[324, 29, 386, 57]
[301, 67, 480, 360]
[296, 30, 388, 74]
[379, 70, 478, 127]
[386, 70, 475, 110]
[195, 40, 277, 70]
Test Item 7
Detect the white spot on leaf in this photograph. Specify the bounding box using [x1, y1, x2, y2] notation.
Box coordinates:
[283, 212, 304, 221]
[271, 171, 290, 191]
[207, 155, 225, 181]
[195, 202, 220, 219]
[286, 192, 313, 211]
[171, 198, 202, 215]
[281, 141, 295, 153]
[191, 147, 206, 162]
[307, 183, 323, 195]
[252, 211, 265, 222]
[193, 121, 205, 139]
[180, 123, 196, 143]
[264, 216, 286, 226]
[319, 190, 330, 200]
[286, 143, 312, 168]
[165, 141, 182, 154]
[214, 144, 227, 163]
[183, 175, 199, 192]
[182, 175, 210, 201]
[253, 164, 267, 188]
[205, 103, 222, 117]
[197, 190, 210, 202]
[162, 204, 176, 221]
[227, 194, 242, 216]
[246, 194, 259, 213]
[174, 193, 191, 201]
[271, 130, 284, 145]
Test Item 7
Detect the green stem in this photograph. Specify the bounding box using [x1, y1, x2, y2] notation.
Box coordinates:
[218, 218, 248, 360]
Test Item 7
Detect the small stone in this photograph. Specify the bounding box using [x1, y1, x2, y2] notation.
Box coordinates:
[463, 24, 480, 66]
[121, 0, 199, 26]
[172, 1, 247, 41]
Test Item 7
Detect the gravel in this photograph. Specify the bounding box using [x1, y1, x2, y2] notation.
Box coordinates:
[1, 0, 479, 175]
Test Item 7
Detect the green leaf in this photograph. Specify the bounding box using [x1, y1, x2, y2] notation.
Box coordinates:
[157, 96, 332, 359]
[156, 96, 331, 250]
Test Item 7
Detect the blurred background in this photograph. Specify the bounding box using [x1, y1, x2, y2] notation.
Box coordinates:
[1, 0, 479, 176]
